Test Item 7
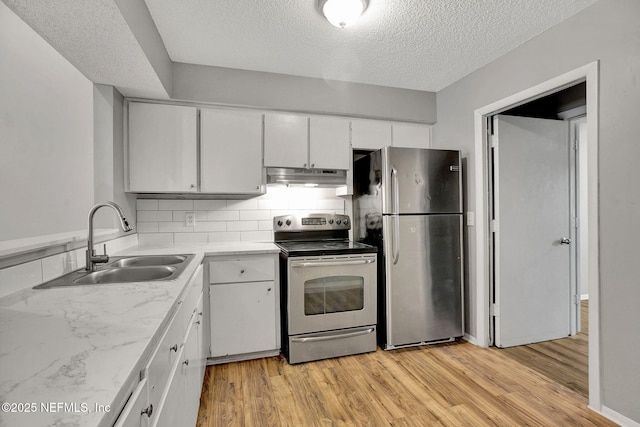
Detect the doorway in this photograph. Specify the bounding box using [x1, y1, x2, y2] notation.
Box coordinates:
[472, 62, 600, 409]
[489, 83, 585, 348]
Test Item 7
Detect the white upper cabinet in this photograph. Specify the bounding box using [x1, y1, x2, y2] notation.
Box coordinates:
[264, 113, 350, 170]
[200, 108, 264, 194]
[392, 122, 432, 148]
[309, 116, 350, 170]
[351, 119, 392, 150]
[128, 102, 198, 192]
[264, 113, 308, 168]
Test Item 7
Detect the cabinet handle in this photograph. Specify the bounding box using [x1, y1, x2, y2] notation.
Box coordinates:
[240, 269, 245, 274]
[267, 288, 272, 292]
[303, 163, 307, 168]
[198, 311, 203, 317]
[183, 359, 189, 366]
[190, 184, 195, 189]
[311, 163, 315, 168]
[141, 404, 153, 417]
[256, 185, 260, 190]
[195, 320, 201, 325]
[170, 344, 178, 352]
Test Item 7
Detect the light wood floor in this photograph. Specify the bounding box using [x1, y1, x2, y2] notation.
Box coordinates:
[499, 300, 589, 398]
[197, 301, 614, 426]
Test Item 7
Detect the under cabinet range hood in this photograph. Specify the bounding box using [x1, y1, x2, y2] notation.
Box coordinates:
[266, 168, 347, 187]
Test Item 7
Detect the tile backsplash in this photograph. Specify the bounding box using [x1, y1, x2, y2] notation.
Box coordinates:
[136, 187, 346, 246]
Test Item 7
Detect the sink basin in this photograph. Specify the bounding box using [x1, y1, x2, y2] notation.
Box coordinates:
[33, 254, 195, 289]
[110, 255, 188, 268]
[74, 266, 176, 284]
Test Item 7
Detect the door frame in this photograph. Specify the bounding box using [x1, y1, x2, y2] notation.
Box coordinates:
[472, 61, 600, 410]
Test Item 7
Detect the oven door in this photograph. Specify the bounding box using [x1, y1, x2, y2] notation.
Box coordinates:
[287, 254, 377, 335]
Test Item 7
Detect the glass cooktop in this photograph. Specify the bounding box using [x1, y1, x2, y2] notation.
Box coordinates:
[275, 239, 377, 257]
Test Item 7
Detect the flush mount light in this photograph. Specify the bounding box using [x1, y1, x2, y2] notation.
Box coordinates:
[318, 0, 368, 28]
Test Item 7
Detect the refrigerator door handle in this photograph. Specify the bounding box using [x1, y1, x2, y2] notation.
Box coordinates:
[391, 166, 400, 265]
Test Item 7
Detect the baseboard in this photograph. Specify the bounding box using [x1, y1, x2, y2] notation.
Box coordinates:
[581, 294, 589, 300]
[207, 349, 280, 365]
[591, 404, 640, 427]
[463, 333, 479, 346]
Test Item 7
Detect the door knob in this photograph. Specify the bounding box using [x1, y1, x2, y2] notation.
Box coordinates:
[560, 237, 572, 245]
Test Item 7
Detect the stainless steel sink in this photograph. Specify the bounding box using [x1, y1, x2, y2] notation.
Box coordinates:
[110, 255, 188, 268]
[34, 254, 195, 289]
[74, 266, 177, 284]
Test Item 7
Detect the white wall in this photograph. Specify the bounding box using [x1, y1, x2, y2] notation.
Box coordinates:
[93, 84, 137, 229]
[0, 1, 93, 241]
[435, 0, 640, 422]
[171, 63, 437, 123]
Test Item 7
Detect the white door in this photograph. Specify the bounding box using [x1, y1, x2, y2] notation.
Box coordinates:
[128, 102, 198, 192]
[391, 122, 431, 148]
[263, 112, 308, 168]
[200, 108, 264, 194]
[309, 116, 350, 169]
[492, 114, 574, 348]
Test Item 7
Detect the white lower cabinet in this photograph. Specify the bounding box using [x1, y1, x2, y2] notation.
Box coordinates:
[113, 264, 205, 427]
[210, 281, 276, 356]
[113, 378, 150, 427]
[153, 310, 201, 427]
[208, 254, 280, 362]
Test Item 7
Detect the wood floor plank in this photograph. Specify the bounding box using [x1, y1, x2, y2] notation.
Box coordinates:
[197, 301, 618, 427]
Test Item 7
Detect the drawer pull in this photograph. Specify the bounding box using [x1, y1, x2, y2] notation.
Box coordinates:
[267, 288, 272, 292]
[141, 404, 153, 417]
[183, 359, 189, 366]
[195, 320, 201, 325]
[170, 344, 178, 352]
[240, 269, 245, 274]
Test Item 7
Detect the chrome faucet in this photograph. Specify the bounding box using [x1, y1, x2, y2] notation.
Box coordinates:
[86, 201, 133, 271]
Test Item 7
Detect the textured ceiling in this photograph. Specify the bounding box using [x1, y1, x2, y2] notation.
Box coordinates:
[2, 0, 169, 99]
[144, 0, 598, 92]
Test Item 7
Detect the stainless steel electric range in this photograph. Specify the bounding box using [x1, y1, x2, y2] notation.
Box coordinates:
[274, 213, 378, 364]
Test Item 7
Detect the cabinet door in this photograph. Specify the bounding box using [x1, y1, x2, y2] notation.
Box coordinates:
[210, 281, 276, 356]
[194, 293, 206, 385]
[309, 116, 350, 170]
[264, 113, 308, 168]
[114, 378, 150, 427]
[392, 122, 432, 148]
[200, 109, 264, 194]
[152, 345, 185, 427]
[351, 119, 391, 150]
[128, 102, 198, 192]
[183, 315, 202, 427]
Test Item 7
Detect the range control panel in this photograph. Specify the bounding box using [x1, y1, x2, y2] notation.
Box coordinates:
[273, 214, 350, 232]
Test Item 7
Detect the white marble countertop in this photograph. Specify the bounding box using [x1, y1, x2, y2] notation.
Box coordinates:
[0, 241, 280, 427]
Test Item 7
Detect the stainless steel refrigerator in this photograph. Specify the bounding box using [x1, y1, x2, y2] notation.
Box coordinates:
[353, 147, 463, 349]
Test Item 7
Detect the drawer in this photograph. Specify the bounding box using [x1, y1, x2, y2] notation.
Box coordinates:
[209, 256, 274, 283]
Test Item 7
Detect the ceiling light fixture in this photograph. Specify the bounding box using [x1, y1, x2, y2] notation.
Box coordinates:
[318, 0, 368, 28]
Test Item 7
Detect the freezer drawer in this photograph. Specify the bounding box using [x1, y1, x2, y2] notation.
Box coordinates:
[287, 325, 376, 364]
[382, 214, 463, 348]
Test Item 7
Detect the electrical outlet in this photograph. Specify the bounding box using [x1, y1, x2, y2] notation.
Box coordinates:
[185, 212, 196, 227]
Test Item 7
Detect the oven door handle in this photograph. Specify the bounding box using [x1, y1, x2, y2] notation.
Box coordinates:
[291, 258, 375, 268]
[291, 328, 375, 343]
